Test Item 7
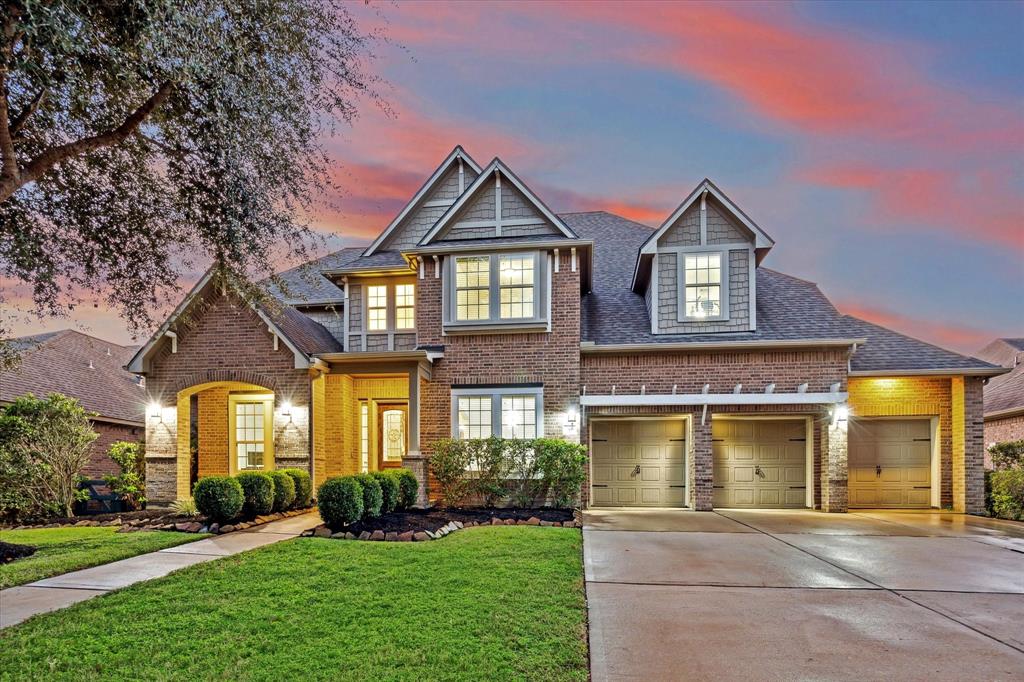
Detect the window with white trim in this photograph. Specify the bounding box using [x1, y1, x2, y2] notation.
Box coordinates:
[452, 387, 543, 440]
[367, 285, 388, 330]
[359, 401, 369, 473]
[448, 252, 544, 327]
[395, 283, 415, 330]
[683, 252, 722, 318]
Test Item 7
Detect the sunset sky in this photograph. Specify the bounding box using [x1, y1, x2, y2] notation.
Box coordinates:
[7, 0, 1024, 355]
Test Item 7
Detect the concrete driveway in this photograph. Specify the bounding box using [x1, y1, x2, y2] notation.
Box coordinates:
[583, 509, 1024, 681]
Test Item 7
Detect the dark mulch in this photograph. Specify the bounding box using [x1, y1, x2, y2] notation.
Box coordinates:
[1, 541, 37, 564]
[337, 507, 574, 535]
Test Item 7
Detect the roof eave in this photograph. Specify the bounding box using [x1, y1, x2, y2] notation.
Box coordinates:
[580, 338, 866, 354]
[849, 367, 1010, 378]
[984, 405, 1024, 420]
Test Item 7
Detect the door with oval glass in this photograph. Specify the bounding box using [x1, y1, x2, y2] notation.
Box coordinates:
[377, 403, 408, 469]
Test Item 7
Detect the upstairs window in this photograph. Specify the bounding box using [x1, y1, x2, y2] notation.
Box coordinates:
[448, 252, 544, 328]
[367, 285, 388, 330]
[683, 253, 722, 318]
[395, 284, 415, 330]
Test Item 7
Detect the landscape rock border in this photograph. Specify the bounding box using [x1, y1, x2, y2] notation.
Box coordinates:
[2, 507, 314, 536]
[302, 515, 581, 542]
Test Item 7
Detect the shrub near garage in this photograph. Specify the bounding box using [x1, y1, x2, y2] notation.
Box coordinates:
[354, 473, 383, 517]
[235, 472, 274, 517]
[986, 469, 1024, 521]
[267, 471, 296, 512]
[318, 476, 363, 527]
[281, 468, 312, 508]
[371, 471, 399, 514]
[193, 477, 243, 523]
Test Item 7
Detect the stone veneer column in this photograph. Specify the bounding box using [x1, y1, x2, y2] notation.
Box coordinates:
[820, 414, 848, 512]
[689, 418, 713, 511]
[952, 376, 985, 514]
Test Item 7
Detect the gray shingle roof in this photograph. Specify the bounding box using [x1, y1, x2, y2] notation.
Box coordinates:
[975, 339, 1024, 415]
[266, 248, 408, 305]
[562, 211, 1000, 374]
[264, 304, 343, 355]
[1, 330, 145, 423]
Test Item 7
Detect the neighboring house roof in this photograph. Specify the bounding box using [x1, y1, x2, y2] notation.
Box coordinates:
[974, 338, 1024, 417]
[1, 330, 145, 424]
[564, 210, 1002, 375]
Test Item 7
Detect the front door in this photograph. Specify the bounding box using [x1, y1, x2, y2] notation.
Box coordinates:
[377, 403, 408, 469]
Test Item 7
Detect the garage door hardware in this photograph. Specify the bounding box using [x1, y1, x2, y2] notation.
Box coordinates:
[591, 438, 608, 442]
[630, 465, 641, 477]
[789, 486, 806, 490]
[669, 485, 685, 488]
[788, 438, 807, 442]
[913, 438, 930, 442]
[713, 485, 724, 489]
[913, 486, 931, 489]
[592, 484, 608, 488]
[711, 438, 724, 442]
[876, 465, 882, 477]
[669, 438, 686, 442]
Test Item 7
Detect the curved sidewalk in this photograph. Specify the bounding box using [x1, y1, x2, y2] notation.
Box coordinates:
[0, 512, 319, 629]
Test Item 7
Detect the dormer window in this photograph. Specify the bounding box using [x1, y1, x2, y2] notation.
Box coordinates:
[682, 252, 726, 320]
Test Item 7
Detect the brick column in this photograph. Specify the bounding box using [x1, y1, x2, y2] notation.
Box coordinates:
[952, 376, 985, 514]
[820, 415, 848, 512]
[689, 417, 713, 511]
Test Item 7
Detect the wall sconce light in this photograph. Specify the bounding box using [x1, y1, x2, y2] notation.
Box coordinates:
[148, 402, 163, 423]
[281, 400, 293, 423]
[561, 407, 579, 437]
[831, 404, 849, 427]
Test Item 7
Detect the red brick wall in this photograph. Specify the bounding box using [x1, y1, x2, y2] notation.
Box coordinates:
[416, 252, 581, 500]
[144, 291, 313, 502]
[84, 420, 143, 478]
[985, 413, 1024, 455]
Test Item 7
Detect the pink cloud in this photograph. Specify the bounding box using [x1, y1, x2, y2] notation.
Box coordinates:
[836, 300, 997, 354]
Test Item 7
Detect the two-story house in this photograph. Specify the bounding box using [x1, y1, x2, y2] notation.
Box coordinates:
[128, 146, 1004, 513]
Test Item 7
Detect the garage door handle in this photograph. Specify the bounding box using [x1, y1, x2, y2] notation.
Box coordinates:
[876, 465, 882, 478]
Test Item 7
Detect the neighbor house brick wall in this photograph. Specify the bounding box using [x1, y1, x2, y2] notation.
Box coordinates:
[416, 251, 581, 502]
[985, 413, 1024, 453]
[580, 348, 848, 510]
[83, 420, 143, 478]
[143, 291, 313, 504]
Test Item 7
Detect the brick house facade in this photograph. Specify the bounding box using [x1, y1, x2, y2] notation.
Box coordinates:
[128, 147, 1004, 514]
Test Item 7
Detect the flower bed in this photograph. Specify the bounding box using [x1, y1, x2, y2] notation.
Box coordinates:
[305, 507, 579, 542]
[1, 541, 37, 564]
[3, 506, 314, 535]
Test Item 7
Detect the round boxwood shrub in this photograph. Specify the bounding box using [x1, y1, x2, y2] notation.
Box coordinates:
[354, 473, 383, 518]
[317, 476, 364, 527]
[193, 476, 243, 523]
[267, 470, 296, 512]
[370, 471, 399, 514]
[393, 468, 419, 510]
[281, 468, 312, 508]
[235, 471, 274, 517]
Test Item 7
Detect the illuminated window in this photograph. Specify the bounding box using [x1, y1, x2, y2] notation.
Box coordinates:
[360, 402, 369, 473]
[683, 253, 722, 318]
[455, 256, 490, 321]
[231, 399, 272, 472]
[367, 285, 388, 330]
[395, 283, 415, 330]
[457, 396, 492, 439]
[381, 409, 406, 462]
[499, 255, 534, 319]
[501, 395, 537, 439]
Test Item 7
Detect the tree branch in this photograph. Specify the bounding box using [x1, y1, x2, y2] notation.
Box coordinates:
[0, 81, 174, 202]
[9, 88, 46, 137]
[0, 7, 20, 189]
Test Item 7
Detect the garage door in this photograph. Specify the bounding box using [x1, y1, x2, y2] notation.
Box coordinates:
[591, 420, 686, 507]
[849, 419, 931, 508]
[712, 419, 807, 508]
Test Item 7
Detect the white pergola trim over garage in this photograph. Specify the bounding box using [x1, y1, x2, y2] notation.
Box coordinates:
[580, 392, 848, 407]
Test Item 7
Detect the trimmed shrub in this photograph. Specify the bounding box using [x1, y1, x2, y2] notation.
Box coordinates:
[473, 436, 510, 506]
[987, 469, 1024, 521]
[267, 470, 296, 512]
[193, 476, 243, 523]
[393, 468, 419, 510]
[104, 441, 146, 510]
[281, 468, 312, 508]
[317, 476, 363, 527]
[235, 472, 274, 517]
[430, 439, 476, 507]
[534, 438, 588, 508]
[371, 471, 399, 514]
[354, 473, 383, 517]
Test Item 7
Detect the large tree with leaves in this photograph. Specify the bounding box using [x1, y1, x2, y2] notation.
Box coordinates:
[0, 0, 382, 366]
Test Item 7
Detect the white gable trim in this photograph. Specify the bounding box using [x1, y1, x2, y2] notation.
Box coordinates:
[126, 268, 311, 373]
[418, 158, 577, 246]
[363, 146, 482, 257]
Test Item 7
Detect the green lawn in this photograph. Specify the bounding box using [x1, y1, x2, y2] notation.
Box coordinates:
[0, 527, 207, 589]
[0, 527, 588, 681]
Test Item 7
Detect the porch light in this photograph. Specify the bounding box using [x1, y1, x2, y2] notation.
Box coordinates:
[281, 400, 293, 422]
[148, 402, 163, 423]
[831, 404, 849, 427]
[561, 407, 579, 436]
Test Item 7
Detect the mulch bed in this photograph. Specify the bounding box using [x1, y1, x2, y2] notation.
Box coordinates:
[0, 541, 37, 564]
[328, 507, 576, 536]
[2, 507, 315, 535]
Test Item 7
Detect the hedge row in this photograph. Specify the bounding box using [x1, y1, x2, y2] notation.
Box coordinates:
[193, 468, 312, 523]
[318, 468, 418, 528]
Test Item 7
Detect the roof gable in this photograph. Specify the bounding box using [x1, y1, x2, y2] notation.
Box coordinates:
[418, 158, 577, 246]
[363, 146, 482, 256]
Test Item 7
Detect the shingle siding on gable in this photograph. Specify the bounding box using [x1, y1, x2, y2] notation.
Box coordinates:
[380, 165, 480, 250]
[657, 249, 750, 333]
[301, 308, 344, 343]
[659, 205, 701, 246]
[436, 180, 562, 241]
[706, 203, 749, 244]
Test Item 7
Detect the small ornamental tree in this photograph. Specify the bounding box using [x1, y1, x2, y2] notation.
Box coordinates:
[104, 441, 146, 510]
[0, 393, 97, 517]
[989, 440, 1024, 471]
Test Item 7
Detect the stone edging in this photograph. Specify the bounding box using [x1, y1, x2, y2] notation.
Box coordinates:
[302, 515, 581, 542]
[3, 508, 313, 535]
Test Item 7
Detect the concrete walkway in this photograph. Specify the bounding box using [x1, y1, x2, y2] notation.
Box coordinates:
[0, 512, 319, 629]
[584, 509, 1024, 681]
